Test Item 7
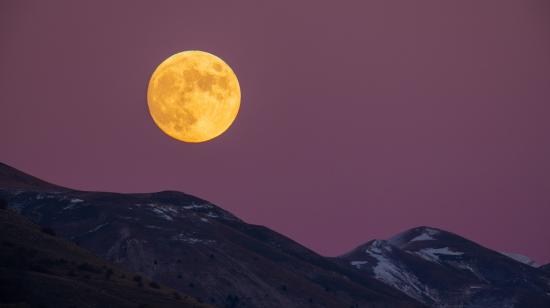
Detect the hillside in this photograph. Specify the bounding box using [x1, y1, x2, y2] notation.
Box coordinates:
[0, 206, 207, 308]
[0, 162, 422, 308]
[336, 227, 550, 307]
[3, 162, 549, 307]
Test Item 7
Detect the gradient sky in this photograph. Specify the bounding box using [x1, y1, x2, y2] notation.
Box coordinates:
[1, 0, 549, 263]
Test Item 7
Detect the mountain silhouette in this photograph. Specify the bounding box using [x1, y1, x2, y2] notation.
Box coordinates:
[1, 162, 549, 307]
[0, 162, 421, 308]
[336, 226, 550, 307]
[0, 204, 206, 307]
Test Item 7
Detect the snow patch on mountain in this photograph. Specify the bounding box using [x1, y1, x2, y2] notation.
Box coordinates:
[150, 208, 173, 221]
[414, 247, 463, 263]
[62, 198, 84, 210]
[146, 203, 179, 221]
[501, 252, 540, 267]
[206, 212, 219, 218]
[87, 222, 109, 234]
[452, 262, 488, 283]
[410, 233, 435, 242]
[171, 233, 215, 245]
[364, 242, 440, 303]
[63, 203, 81, 210]
[367, 240, 393, 254]
[389, 227, 441, 247]
[350, 260, 368, 269]
[182, 203, 213, 210]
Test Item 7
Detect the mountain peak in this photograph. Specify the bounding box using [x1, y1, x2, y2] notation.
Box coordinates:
[0, 164, 421, 307]
[0, 162, 64, 191]
[337, 226, 550, 307]
[500, 252, 540, 267]
[388, 226, 443, 247]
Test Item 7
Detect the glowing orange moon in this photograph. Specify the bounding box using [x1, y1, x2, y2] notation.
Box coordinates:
[147, 51, 241, 143]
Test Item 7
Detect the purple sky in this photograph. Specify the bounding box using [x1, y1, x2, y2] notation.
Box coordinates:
[2, 0, 549, 263]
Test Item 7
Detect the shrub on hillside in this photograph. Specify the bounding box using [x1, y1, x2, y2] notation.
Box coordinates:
[77, 262, 100, 273]
[226, 294, 239, 308]
[133, 275, 143, 287]
[104, 268, 114, 279]
[0, 198, 7, 210]
[41, 226, 56, 236]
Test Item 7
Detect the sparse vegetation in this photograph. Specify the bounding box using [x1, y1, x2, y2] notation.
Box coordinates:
[0, 188, 208, 308]
[2, 240, 15, 247]
[29, 263, 50, 274]
[0, 198, 7, 210]
[225, 294, 239, 308]
[77, 262, 100, 273]
[41, 226, 56, 236]
[133, 275, 143, 287]
[105, 267, 114, 279]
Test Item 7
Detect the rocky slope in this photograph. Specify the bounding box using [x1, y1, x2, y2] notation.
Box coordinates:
[3, 162, 549, 307]
[0, 206, 206, 308]
[0, 162, 421, 308]
[336, 227, 550, 307]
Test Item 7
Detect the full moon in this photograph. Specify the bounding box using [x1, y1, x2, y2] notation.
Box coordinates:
[147, 51, 241, 143]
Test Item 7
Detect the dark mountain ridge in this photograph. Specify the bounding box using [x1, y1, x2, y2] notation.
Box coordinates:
[1, 162, 549, 307]
[337, 226, 550, 307]
[0, 205, 207, 308]
[0, 162, 65, 191]
[0, 162, 421, 308]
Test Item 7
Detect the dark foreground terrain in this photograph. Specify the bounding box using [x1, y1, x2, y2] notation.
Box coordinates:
[0, 163, 420, 308]
[1, 162, 549, 307]
[0, 206, 206, 308]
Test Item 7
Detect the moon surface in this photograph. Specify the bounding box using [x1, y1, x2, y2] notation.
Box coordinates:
[147, 51, 241, 143]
